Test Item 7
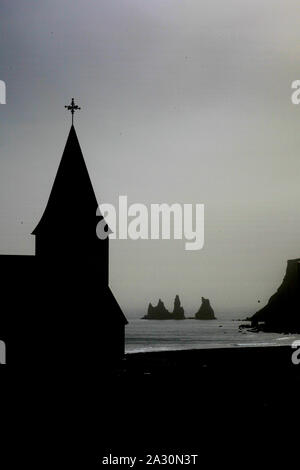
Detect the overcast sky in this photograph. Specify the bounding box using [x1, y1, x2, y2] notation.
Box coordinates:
[0, 0, 300, 318]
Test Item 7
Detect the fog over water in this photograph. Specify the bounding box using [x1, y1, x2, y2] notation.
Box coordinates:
[1, 1, 300, 319]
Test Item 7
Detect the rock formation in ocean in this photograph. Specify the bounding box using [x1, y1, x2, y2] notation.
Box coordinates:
[143, 299, 171, 319]
[172, 294, 185, 319]
[143, 295, 185, 319]
[195, 297, 216, 320]
[250, 258, 300, 332]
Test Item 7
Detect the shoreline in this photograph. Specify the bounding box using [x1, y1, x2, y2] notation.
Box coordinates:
[125, 341, 290, 354]
[122, 344, 298, 378]
[105, 346, 300, 457]
[125, 343, 294, 356]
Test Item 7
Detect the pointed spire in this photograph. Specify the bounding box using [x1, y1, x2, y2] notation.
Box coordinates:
[32, 125, 98, 235]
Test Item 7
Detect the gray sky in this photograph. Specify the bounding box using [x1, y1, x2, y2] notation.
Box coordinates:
[0, 0, 300, 318]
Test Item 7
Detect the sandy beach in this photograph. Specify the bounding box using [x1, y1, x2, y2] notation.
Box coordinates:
[96, 345, 300, 459]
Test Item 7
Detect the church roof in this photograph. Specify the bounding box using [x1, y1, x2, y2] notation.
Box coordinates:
[104, 287, 128, 325]
[32, 125, 99, 235]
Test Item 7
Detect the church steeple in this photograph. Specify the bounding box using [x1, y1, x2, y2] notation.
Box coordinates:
[33, 125, 98, 235]
[0, 102, 127, 368]
[33, 124, 109, 284]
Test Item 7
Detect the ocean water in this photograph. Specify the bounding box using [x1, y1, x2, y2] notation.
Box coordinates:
[125, 317, 300, 353]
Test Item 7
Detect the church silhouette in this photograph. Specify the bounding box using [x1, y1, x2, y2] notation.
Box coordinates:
[0, 101, 128, 368]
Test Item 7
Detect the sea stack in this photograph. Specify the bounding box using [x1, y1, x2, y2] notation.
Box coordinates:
[250, 258, 300, 332]
[172, 295, 185, 319]
[195, 297, 216, 320]
[143, 295, 185, 319]
[143, 299, 170, 319]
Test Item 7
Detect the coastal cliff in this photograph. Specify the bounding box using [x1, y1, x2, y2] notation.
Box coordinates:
[250, 258, 300, 332]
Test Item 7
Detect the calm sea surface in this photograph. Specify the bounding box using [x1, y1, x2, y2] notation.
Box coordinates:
[125, 316, 300, 353]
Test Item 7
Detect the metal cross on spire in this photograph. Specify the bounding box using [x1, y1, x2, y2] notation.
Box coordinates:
[65, 98, 81, 125]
